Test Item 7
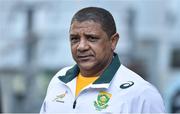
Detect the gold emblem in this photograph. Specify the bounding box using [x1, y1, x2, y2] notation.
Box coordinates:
[94, 91, 112, 111]
[52, 90, 67, 103]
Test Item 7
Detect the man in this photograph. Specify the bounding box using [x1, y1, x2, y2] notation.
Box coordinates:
[40, 7, 165, 113]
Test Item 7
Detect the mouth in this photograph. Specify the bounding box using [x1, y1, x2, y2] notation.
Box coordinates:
[77, 55, 94, 61]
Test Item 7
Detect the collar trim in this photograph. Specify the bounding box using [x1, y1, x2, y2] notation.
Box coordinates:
[58, 53, 121, 86]
[93, 53, 120, 84]
[58, 65, 79, 83]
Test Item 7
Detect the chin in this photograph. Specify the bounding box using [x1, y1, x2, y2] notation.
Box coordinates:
[78, 62, 95, 71]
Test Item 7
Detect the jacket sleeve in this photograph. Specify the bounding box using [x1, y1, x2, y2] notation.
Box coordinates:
[140, 89, 165, 113]
[39, 66, 72, 113]
[122, 87, 165, 113]
[40, 100, 47, 114]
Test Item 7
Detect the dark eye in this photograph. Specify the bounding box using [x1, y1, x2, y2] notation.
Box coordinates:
[87, 36, 99, 42]
[70, 37, 80, 44]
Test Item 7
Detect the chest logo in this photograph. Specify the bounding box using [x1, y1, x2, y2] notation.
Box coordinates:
[52, 90, 67, 103]
[120, 81, 134, 89]
[94, 91, 112, 111]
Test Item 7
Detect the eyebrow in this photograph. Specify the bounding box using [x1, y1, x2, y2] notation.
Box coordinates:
[70, 32, 99, 37]
[83, 33, 100, 38]
[70, 34, 79, 37]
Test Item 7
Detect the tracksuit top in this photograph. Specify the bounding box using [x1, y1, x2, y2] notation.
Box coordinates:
[40, 53, 165, 113]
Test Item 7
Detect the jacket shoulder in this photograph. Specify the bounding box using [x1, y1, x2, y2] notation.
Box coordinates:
[54, 66, 73, 78]
[46, 66, 73, 91]
[116, 65, 162, 99]
[116, 65, 165, 112]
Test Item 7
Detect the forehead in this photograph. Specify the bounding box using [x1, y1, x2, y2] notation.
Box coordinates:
[70, 20, 105, 35]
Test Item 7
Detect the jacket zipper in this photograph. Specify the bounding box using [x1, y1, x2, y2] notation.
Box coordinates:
[72, 84, 94, 109]
[72, 87, 88, 109]
[73, 99, 77, 109]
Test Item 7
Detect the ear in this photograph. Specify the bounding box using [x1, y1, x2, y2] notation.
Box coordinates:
[110, 33, 119, 51]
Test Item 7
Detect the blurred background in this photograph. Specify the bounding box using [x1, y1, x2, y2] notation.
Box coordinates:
[0, 0, 180, 113]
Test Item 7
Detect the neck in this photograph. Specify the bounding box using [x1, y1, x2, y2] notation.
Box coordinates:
[80, 54, 114, 77]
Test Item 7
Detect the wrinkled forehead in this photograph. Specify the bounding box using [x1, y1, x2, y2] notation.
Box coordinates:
[70, 19, 103, 28]
[69, 20, 104, 35]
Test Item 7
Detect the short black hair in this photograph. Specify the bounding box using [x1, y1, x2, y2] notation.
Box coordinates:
[71, 7, 117, 37]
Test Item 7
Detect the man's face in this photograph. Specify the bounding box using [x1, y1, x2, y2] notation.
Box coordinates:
[69, 20, 118, 75]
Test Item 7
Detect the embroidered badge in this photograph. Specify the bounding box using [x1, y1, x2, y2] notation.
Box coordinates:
[52, 90, 67, 103]
[120, 81, 134, 89]
[94, 91, 112, 111]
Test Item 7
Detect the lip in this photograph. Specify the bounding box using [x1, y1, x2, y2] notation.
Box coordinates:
[77, 55, 94, 61]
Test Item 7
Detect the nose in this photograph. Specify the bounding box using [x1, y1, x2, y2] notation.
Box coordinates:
[77, 38, 89, 52]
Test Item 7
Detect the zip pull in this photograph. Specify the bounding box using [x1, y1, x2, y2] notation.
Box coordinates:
[73, 100, 77, 109]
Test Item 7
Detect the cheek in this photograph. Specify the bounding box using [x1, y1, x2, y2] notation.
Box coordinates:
[71, 46, 77, 55]
[100, 46, 112, 58]
[92, 45, 109, 56]
[98, 43, 111, 51]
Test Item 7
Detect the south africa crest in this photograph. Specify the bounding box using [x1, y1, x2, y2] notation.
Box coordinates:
[94, 91, 112, 111]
